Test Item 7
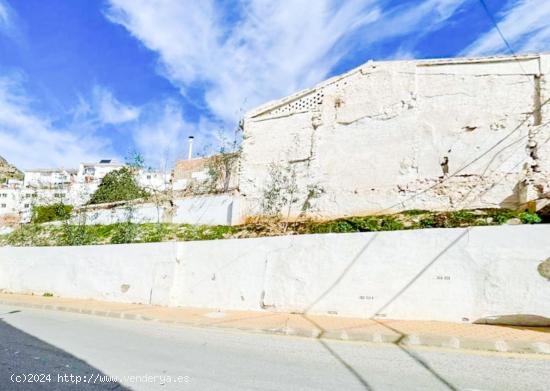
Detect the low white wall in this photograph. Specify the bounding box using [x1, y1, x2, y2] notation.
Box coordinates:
[171, 225, 550, 324]
[173, 194, 239, 226]
[0, 243, 176, 305]
[74, 194, 239, 226]
[1, 225, 549, 324]
[79, 203, 161, 225]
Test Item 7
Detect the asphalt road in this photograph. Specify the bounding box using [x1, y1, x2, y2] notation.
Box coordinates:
[0, 304, 549, 391]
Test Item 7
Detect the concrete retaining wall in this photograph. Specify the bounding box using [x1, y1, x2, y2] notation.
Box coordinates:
[1, 225, 549, 324]
[79, 203, 161, 225]
[173, 194, 239, 225]
[0, 243, 176, 305]
[74, 194, 239, 226]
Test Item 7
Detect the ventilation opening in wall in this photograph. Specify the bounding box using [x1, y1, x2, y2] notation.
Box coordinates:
[268, 90, 324, 116]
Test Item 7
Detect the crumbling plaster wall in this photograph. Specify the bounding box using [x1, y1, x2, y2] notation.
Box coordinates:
[239, 54, 550, 219]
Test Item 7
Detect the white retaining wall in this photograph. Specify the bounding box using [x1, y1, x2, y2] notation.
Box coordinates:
[173, 194, 239, 226]
[0, 243, 176, 305]
[74, 194, 239, 226]
[1, 225, 549, 325]
[80, 203, 161, 225]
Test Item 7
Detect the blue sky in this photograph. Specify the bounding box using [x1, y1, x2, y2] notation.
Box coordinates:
[0, 0, 549, 169]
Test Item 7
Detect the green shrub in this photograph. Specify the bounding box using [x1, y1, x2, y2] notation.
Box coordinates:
[142, 224, 170, 243]
[309, 220, 356, 234]
[347, 217, 380, 231]
[379, 216, 404, 231]
[61, 224, 92, 246]
[2, 207, 543, 248]
[6, 224, 50, 246]
[402, 209, 429, 216]
[448, 210, 479, 226]
[485, 209, 518, 224]
[519, 212, 542, 224]
[418, 215, 437, 228]
[89, 167, 147, 205]
[32, 204, 73, 223]
[110, 222, 138, 244]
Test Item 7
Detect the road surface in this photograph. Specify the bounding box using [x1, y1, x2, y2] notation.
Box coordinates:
[0, 304, 548, 390]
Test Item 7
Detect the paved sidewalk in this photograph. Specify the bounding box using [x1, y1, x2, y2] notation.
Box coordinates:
[1, 292, 549, 355]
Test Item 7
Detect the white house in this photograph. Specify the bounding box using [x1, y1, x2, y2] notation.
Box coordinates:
[137, 169, 171, 192]
[76, 159, 124, 184]
[23, 168, 77, 189]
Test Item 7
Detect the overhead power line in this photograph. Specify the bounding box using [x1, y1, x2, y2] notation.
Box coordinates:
[477, 0, 518, 58]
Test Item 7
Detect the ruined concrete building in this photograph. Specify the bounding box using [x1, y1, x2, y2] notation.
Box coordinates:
[239, 53, 550, 220]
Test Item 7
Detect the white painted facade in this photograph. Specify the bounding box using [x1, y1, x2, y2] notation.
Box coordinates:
[0, 188, 20, 214]
[136, 170, 171, 192]
[76, 160, 124, 184]
[0, 225, 548, 325]
[239, 53, 550, 220]
[23, 168, 76, 189]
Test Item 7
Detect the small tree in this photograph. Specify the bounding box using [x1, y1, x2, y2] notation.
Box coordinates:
[111, 205, 138, 244]
[261, 163, 299, 219]
[61, 210, 91, 246]
[206, 152, 239, 193]
[88, 167, 147, 205]
[261, 162, 324, 231]
[125, 150, 145, 170]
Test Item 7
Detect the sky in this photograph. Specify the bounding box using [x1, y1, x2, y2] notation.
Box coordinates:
[0, 0, 549, 170]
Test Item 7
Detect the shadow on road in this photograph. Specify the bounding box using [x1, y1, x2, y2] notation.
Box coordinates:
[0, 314, 128, 390]
[299, 229, 470, 390]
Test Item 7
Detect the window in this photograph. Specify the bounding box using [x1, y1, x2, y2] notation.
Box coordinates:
[1, 193, 6, 198]
[147, 175, 151, 179]
[0, 204, 6, 208]
[24, 204, 30, 208]
[25, 194, 31, 198]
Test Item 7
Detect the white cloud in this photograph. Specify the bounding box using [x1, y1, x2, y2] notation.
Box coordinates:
[465, 0, 550, 56]
[106, 0, 467, 126]
[0, 76, 112, 169]
[1, 0, 473, 169]
[73, 86, 140, 126]
[0, 0, 9, 28]
[93, 86, 140, 124]
[0, 0, 21, 39]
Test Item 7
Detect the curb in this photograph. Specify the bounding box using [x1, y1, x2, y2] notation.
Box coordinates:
[1, 299, 549, 356]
